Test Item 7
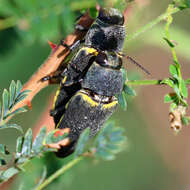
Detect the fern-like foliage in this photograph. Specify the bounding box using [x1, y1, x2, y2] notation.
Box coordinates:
[0, 127, 69, 183]
[0, 81, 127, 185]
[0, 80, 30, 133]
[161, 3, 190, 132]
[74, 122, 127, 161]
[117, 68, 136, 111]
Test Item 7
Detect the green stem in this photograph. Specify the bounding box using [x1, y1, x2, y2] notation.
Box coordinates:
[165, 5, 183, 91]
[126, 78, 190, 86]
[34, 157, 83, 190]
[126, 79, 162, 86]
[186, 78, 190, 85]
[126, 7, 181, 41]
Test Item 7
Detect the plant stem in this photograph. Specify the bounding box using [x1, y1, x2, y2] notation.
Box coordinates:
[126, 79, 162, 86]
[126, 6, 181, 41]
[126, 78, 190, 86]
[186, 78, 190, 85]
[34, 157, 83, 190]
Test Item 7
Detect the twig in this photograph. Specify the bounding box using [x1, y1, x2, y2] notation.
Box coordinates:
[126, 79, 162, 86]
[10, 12, 94, 113]
[126, 6, 181, 41]
[126, 78, 190, 86]
[34, 157, 83, 190]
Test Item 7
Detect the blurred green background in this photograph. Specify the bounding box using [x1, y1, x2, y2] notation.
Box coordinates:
[0, 0, 190, 189]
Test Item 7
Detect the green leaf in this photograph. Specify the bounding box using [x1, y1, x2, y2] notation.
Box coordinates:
[95, 148, 115, 161]
[163, 37, 175, 47]
[185, 78, 190, 84]
[180, 80, 188, 98]
[110, 127, 125, 137]
[15, 136, 24, 159]
[99, 122, 115, 136]
[181, 116, 190, 125]
[164, 94, 173, 103]
[170, 102, 178, 110]
[161, 78, 174, 88]
[15, 81, 23, 99]
[0, 102, 1, 122]
[89, 7, 98, 18]
[45, 129, 68, 145]
[110, 135, 126, 144]
[32, 127, 47, 154]
[93, 122, 126, 160]
[21, 128, 33, 156]
[4, 107, 27, 120]
[118, 92, 127, 110]
[74, 128, 90, 157]
[20, 89, 31, 96]
[9, 80, 16, 109]
[0, 144, 9, 155]
[121, 67, 127, 83]
[2, 89, 9, 119]
[0, 167, 19, 182]
[14, 94, 28, 105]
[0, 124, 23, 133]
[15, 90, 30, 105]
[169, 64, 178, 77]
[173, 85, 182, 100]
[105, 143, 122, 154]
[123, 85, 136, 96]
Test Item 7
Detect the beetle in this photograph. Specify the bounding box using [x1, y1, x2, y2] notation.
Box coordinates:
[49, 8, 126, 157]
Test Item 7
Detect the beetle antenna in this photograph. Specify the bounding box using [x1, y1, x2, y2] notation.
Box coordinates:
[122, 54, 151, 75]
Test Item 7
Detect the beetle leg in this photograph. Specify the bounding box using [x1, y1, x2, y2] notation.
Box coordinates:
[75, 24, 89, 32]
[60, 39, 84, 52]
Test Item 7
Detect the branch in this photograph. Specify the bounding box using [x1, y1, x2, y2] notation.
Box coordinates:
[126, 6, 181, 41]
[126, 78, 190, 86]
[10, 12, 94, 113]
[126, 79, 162, 86]
[34, 157, 83, 190]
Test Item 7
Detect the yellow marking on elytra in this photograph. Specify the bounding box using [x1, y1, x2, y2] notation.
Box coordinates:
[81, 47, 98, 56]
[103, 100, 118, 109]
[55, 95, 74, 128]
[55, 113, 65, 128]
[79, 92, 99, 107]
[53, 86, 61, 110]
[62, 76, 67, 84]
[117, 52, 123, 58]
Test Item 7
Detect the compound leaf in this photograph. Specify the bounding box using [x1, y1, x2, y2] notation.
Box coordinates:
[2, 89, 9, 119]
[21, 128, 33, 156]
[0, 124, 23, 133]
[123, 84, 136, 96]
[32, 127, 47, 155]
[74, 127, 90, 157]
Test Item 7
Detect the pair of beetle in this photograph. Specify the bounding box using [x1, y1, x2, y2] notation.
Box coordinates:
[45, 8, 126, 157]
